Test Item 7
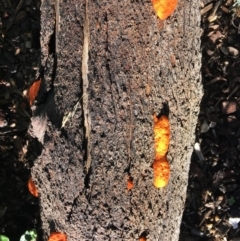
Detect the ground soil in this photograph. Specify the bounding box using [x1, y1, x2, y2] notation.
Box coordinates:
[0, 0, 41, 240]
[180, 1, 240, 240]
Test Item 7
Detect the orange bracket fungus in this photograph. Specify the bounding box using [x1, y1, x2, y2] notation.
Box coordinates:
[28, 177, 38, 197]
[27, 79, 41, 106]
[153, 114, 170, 188]
[151, 0, 178, 20]
[48, 232, 67, 241]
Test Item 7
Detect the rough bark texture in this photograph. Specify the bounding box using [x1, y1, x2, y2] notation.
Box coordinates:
[31, 0, 202, 240]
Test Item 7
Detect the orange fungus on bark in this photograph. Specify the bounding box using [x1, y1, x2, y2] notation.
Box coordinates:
[151, 0, 178, 20]
[153, 114, 170, 188]
[48, 232, 68, 241]
[127, 175, 134, 191]
[139, 236, 147, 241]
[153, 156, 170, 188]
[27, 79, 41, 106]
[28, 177, 38, 197]
[153, 114, 170, 159]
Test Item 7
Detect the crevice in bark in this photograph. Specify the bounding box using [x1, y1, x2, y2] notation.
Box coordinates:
[105, 13, 117, 132]
[48, 31, 56, 85]
[84, 166, 92, 190]
[67, 195, 79, 222]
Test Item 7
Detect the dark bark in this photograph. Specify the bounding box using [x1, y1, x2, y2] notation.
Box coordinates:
[31, 0, 202, 240]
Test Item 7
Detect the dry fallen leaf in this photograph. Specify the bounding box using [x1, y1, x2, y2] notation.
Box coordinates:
[209, 30, 222, 43]
[27, 79, 41, 106]
[28, 177, 38, 197]
[151, 0, 178, 20]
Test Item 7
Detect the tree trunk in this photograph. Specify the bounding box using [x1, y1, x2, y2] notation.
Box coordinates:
[31, 0, 202, 240]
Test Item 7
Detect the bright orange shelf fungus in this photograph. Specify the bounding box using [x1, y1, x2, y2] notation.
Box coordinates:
[154, 114, 170, 159]
[153, 156, 170, 188]
[28, 177, 38, 197]
[48, 232, 68, 241]
[151, 0, 178, 20]
[27, 79, 41, 106]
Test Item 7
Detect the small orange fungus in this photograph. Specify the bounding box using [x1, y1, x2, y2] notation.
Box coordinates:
[153, 156, 170, 188]
[151, 0, 178, 20]
[48, 232, 67, 241]
[28, 177, 38, 197]
[154, 114, 170, 159]
[127, 175, 134, 190]
[139, 236, 147, 241]
[153, 114, 170, 188]
[27, 79, 41, 106]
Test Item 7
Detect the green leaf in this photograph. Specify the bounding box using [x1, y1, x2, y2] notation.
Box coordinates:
[0, 234, 10, 241]
[19, 230, 37, 241]
[228, 196, 236, 206]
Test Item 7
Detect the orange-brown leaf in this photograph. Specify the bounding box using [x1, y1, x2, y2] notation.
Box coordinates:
[28, 177, 38, 197]
[48, 232, 67, 241]
[27, 79, 41, 106]
[151, 0, 178, 20]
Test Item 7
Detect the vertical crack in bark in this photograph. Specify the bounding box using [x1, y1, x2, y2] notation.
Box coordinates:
[55, 0, 60, 55]
[82, 0, 92, 183]
[53, 0, 59, 82]
[40, 0, 58, 91]
[105, 13, 117, 131]
[48, 31, 56, 86]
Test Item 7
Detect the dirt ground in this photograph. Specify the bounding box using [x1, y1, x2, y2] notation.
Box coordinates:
[180, 0, 240, 240]
[0, 0, 41, 240]
[0, 0, 240, 241]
